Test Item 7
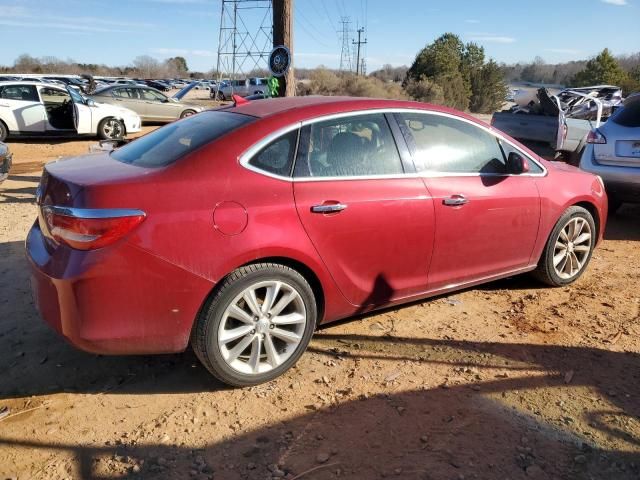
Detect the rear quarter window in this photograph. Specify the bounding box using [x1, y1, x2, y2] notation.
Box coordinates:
[111, 111, 254, 168]
[612, 101, 640, 128]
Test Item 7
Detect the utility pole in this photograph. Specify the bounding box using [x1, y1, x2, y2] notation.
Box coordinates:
[273, 0, 295, 96]
[352, 27, 367, 76]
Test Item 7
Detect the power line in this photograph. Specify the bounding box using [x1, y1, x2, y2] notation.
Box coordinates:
[295, 5, 332, 48]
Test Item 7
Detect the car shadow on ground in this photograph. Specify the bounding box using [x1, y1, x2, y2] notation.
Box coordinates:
[1, 335, 638, 479]
[604, 203, 640, 241]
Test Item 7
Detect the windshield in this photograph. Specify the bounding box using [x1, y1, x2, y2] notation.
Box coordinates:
[110, 111, 255, 168]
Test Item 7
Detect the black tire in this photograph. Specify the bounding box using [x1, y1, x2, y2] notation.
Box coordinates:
[97, 117, 124, 140]
[215, 91, 225, 101]
[0, 120, 8, 142]
[191, 263, 317, 387]
[180, 109, 196, 119]
[533, 206, 596, 287]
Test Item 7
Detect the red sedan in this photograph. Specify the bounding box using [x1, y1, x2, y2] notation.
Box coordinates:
[27, 97, 607, 386]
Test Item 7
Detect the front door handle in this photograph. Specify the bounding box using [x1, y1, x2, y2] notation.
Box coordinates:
[311, 203, 348, 214]
[443, 194, 468, 206]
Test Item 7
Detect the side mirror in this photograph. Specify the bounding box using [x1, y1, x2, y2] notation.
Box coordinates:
[507, 151, 530, 174]
[86, 99, 96, 107]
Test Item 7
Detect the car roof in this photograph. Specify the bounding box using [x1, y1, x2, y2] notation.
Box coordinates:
[0, 80, 63, 88]
[224, 96, 478, 124]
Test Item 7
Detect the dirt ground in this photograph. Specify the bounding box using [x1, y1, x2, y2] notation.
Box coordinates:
[0, 103, 639, 480]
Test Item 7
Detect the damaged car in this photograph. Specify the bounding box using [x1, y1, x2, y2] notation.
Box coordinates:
[0, 81, 141, 141]
[0, 141, 11, 183]
[492, 85, 622, 161]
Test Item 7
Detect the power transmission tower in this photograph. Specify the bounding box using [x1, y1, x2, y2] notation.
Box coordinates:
[339, 17, 352, 73]
[215, 0, 273, 87]
[352, 27, 367, 76]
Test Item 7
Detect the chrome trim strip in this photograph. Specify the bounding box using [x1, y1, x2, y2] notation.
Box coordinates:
[43, 206, 146, 219]
[238, 122, 302, 181]
[238, 107, 548, 182]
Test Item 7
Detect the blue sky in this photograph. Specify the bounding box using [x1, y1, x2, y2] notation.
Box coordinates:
[0, 0, 638, 73]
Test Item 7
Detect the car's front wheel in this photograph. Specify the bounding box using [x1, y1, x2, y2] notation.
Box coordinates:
[98, 118, 124, 140]
[533, 206, 596, 286]
[192, 263, 317, 387]
[180, 109, 196, 119]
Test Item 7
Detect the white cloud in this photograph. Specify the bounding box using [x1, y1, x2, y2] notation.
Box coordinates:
[0, 19, 130, 33]
[601, 0, 627, 5]
[467, 33, 516, 44]
[1, 6, 154, 29]
[465, 19, 480, 24]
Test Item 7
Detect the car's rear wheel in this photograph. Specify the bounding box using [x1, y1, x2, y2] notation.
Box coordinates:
[192, 263, 317, 387]
[533, 206, 595, 286]
[0, 120, 8, 142]
[180, 109, 196, 119]
[98, 118, 124, 140]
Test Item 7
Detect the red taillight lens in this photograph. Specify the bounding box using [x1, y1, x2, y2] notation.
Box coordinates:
[586, 129, 607, 144]
[43, 207, 145, 250]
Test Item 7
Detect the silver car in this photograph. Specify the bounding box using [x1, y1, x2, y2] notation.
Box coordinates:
[89, 83, 204, 123]
[580, 94, 640, 213]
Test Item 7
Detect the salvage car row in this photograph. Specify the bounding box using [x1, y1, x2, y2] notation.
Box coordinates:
[0, 80, 206, 141]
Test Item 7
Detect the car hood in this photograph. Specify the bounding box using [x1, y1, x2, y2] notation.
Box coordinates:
[172, 81, 198, 100]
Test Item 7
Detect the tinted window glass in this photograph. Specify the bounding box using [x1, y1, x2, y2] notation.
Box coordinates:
[398, 113, 506, 174]
[113, 88, 138, 99]
[111, 111, 254, 168]
[612, 100, 640, 128]
[294, 113, 403, 178]
[141, 89, 166, 102]
[248, 130, 298, 177]
[0, 85, 39, 102]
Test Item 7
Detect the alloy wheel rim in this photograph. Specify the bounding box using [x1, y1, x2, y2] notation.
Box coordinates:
[553, 217, 592, 280]
[218, 280, 307, 375]
[103, 120, 122, 138]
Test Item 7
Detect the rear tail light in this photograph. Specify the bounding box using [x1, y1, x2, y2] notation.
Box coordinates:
[42, 207, 145, 250]
[586, 129, 607, 144]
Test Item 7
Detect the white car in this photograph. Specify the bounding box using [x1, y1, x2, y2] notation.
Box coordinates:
[0, 81, 141, 141]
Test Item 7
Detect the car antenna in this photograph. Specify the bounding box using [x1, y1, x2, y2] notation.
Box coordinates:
[232, 94, 249, 106]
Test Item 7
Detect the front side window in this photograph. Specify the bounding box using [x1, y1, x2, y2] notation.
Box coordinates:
[294, 113, 404, 178]
[397, 113, 507, 174]
[111, 111, 254, 168]
[141, 89, 167, 102]
[0, 85, 39, 102]
[248, 129, 298, 177]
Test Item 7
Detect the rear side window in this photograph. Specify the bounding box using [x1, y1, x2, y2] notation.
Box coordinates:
[111, 111, 255, 168]
[248, 129, 298, 177]
[0, 85, 39, 102]
[397, 112, 506, 174]
[294, 113, 404, 178]
[612, 101, 640, 128]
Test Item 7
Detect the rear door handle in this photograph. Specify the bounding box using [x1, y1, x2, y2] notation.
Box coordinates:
[443, 194, 468, 206]
[311, 203, 348, 213]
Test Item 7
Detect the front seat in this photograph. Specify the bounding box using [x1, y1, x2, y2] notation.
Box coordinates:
[326, 132, 366, 177]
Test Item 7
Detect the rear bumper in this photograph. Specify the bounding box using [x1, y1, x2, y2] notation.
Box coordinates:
[26, 220, 214, 355]
[580, 144, 640, 202]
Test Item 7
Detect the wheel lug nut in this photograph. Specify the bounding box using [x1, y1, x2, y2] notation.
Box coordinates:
[269, 324, 275, 329]
[251, 329, 256, 334]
